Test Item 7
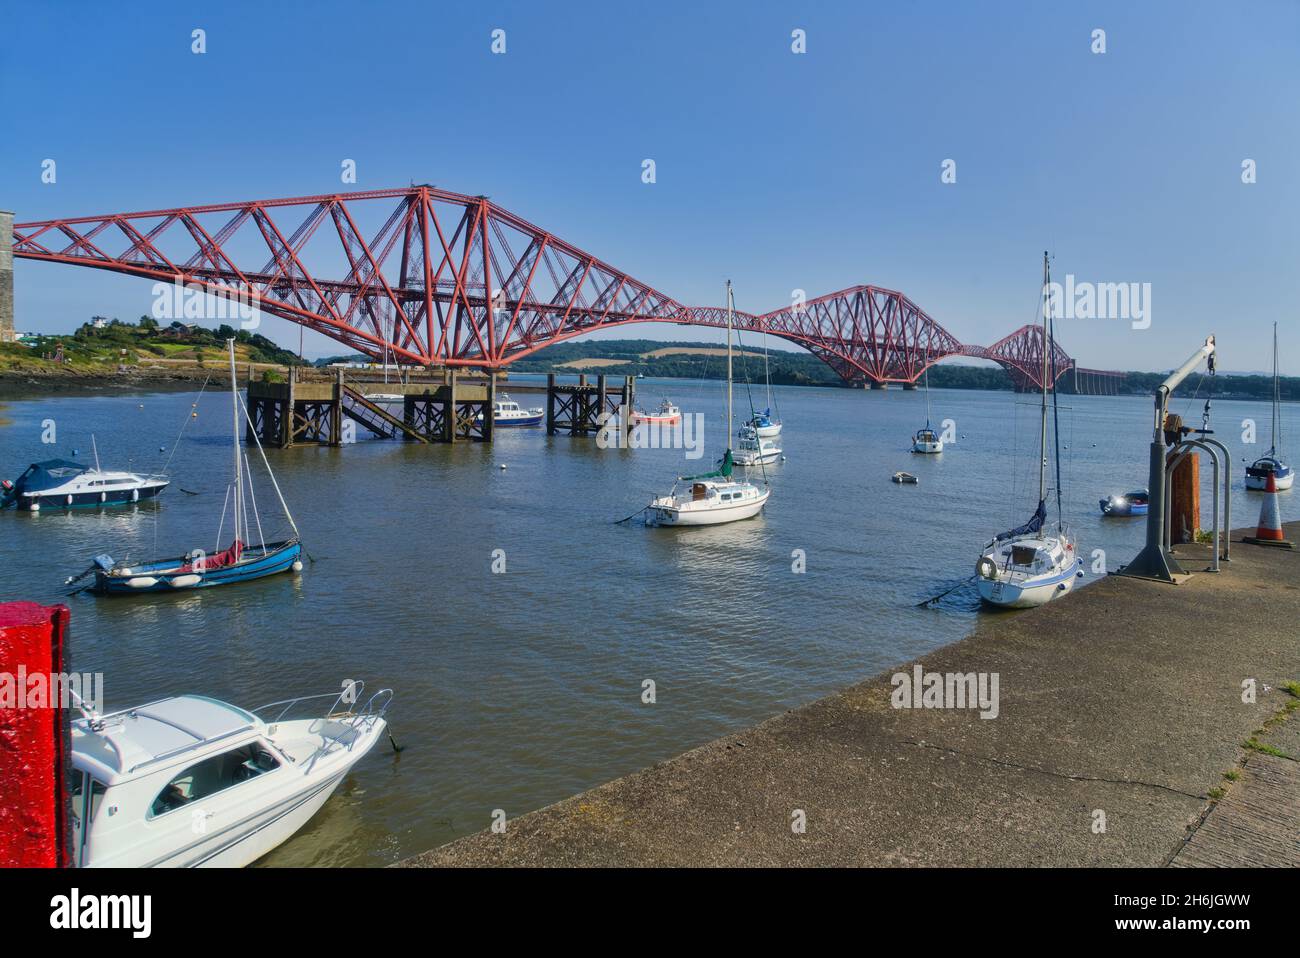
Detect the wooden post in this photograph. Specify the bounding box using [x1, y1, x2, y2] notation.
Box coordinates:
[546, 373, 557, 435]
[597, 374, 608, 431]
[330, 368, 344, 446]
[622, 375, 634, 440]
[483, 372, 496, 443]
[282, 371, 295, 448]
[1168, 451, 1201, 545]
[444, 370, 458, 442]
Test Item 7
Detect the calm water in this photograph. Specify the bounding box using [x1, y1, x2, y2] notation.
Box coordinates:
[1, 376, 1294, 865]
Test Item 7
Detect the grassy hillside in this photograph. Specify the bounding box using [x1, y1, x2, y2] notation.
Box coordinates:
[6, 317, 303, 373]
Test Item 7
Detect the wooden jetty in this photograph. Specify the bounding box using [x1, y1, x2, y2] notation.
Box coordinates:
[245, 367, 635, 447]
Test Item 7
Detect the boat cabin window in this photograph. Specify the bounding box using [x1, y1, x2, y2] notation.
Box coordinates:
[1010, 545, 1038, 567]
[148, 742, 281, 818]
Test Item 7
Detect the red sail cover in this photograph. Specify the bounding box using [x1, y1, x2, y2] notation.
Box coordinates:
[182, 539, 243, 573]
[0, 602, 71, 867]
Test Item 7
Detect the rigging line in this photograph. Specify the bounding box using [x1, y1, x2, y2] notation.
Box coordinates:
[238, 392, 302, 540]
[1048, 271, 1064, 528]
[159, 374, 212, 475]
[215, 484, 231, 554]
[245, 452, 266, 551]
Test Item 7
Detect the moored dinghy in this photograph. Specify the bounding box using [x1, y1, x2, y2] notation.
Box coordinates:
[71, 339, 304, 596]
[1099, 488, 1149, 516]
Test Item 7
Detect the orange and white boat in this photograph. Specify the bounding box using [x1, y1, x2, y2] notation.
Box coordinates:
[631, 399, 681, 425]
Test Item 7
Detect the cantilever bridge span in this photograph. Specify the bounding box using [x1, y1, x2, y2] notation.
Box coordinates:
[12, 185, 1120, 392]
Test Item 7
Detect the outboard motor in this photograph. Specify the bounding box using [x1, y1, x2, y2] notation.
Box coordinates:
[0, 478, 14, 507]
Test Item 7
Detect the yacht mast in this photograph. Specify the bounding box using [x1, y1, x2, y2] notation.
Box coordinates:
[726, 280, 734, 451]
[1272, 321, 1280, 454]
[1038, 252, 1050, 505]
[228, 338, 242, 543]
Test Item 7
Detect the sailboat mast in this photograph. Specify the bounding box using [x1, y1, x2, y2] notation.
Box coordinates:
[1038, 251, 1050, 504]
[228, 338, 242, 543]
[1272, 321, 1280, 454]
[726, 281, 734, 448]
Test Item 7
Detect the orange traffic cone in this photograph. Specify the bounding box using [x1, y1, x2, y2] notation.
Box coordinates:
[1244, 469, 1294, 548]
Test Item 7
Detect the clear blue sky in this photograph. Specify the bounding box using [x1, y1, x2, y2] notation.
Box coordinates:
[3, 0, 1297, 372]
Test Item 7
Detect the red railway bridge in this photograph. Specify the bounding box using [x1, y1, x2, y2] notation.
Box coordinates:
[11, 185, 1122, 393]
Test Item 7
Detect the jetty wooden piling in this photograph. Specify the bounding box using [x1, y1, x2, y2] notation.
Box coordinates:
[246, 366, 495, 447]
[545, 373, 635, 438]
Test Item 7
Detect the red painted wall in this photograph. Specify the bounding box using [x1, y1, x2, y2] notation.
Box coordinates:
[0, 602, 70, 868]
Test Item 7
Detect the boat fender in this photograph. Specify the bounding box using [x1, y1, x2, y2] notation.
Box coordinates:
[976, 556, 998, 580]
[100, 492, 107, 503]
[124, 577, 159, 589]
[292, 560, 304, 573]
[169, 574, 202, 588]
[132, 488, 139, 502]
[67, 494, 74, 505]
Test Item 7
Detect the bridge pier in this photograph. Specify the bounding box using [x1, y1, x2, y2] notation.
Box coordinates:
[869, 381, 888, 390]
[902, 382, 917, 391]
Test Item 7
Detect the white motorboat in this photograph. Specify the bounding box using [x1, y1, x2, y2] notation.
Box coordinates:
[632, 399, 682, 425]
[1245, 323, 1293, 491]
[2, 437, 167, 511]
[70, 682, 392, 867]
[733, 431, 782, 466]
[483, 394, 544, 427]
[646, 281, 770, 527]
[364, 392, 404, 405]
[976, 253, 1082, 608]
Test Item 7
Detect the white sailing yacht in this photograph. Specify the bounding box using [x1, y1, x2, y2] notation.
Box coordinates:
[976, 253, 1083, 608]
[647, 282, 771, 526]
[744, 331, 782, 438]
[1245, 322, 1293, 491]
[911, 352, 944, 454]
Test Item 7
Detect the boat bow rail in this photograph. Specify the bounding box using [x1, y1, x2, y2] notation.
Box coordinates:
[251, 682, 393, 752]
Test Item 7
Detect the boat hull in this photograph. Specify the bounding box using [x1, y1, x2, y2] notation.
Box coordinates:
[649, 489, 770, 526]
[10, 482, 167, 511]
[978, 561, 1081, 608]
[1246, 470, 1294, 491]
[494, 414, 543, 427]
[1099, 499, 1148, 516]
[92, 540, 302, 595]
[911, 441, 943, 454]
[750, 422, 781, 438]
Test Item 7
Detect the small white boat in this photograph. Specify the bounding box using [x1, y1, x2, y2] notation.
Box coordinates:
[977, 515, 1082, 608]
[893, 471, 919, 484]
[977, 253, 1082, 609]
[2, 459, 167, 511]
[747, 409, 782, 438]
[911, 426, 944, 454]
[70, 683, 392, 867]
[733, 431, 782, 466]
[910, 356, 944, 453]
[648, 457, 771, 526]
[632, 399, 682, 425]
[484, 394, 544, 427]
[646, 281, 770, 528]
[1245, 323, 1293, 491]
[364, 392, 404, 405]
